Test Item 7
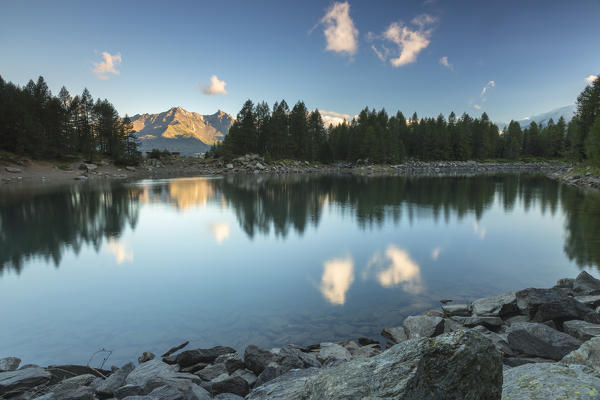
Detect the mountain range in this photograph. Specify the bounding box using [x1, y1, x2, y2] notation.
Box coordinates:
[496, 105, 576, 130]
[131, 107, 234, 155]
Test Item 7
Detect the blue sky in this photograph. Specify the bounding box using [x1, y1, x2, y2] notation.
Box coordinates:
[1, 0, 599, 124]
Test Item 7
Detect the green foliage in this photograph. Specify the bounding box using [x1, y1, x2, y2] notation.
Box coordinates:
[0, 75, 141, 164]
[585, 116, 600, 166]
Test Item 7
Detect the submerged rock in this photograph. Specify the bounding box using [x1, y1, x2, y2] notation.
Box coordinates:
[506, 322, 582, 360]
[442, 303, 470, 317]
[502, 363, 600, 399]
[247, 330, 502, 400]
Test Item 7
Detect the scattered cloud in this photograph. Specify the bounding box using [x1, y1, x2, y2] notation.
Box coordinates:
[105, 238, 133, 264]
[585, 74, 598, 84]
[371, 14, 437, 67]
[439, 56, 452, 70]
[473, 220, 486, 240]
[210, 222, 230, 245]
[319, 256, 355, 305]
[319, 1, 359, 56]
[473, 104, 482, 110]
[201, 75, 228, 95]
[481, 80, 495, 97]
[92, 52, 121, 80]
[365, 245, 424, 294]
[320, 110, 356, 127]
[431, 247, 442, 260]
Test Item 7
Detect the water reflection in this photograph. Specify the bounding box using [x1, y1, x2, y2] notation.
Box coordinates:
[368, 246, 424, 294]
[105, 238, 134, 264]
[319, 256, 355, 305]
[1, 174, 599, 275]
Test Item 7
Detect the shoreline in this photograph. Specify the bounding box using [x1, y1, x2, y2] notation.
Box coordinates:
[2, 156, 598, 192]
[2, 271, 600, 399]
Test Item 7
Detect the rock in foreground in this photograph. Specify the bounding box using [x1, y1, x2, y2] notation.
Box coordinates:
[247, 329, 503, 400]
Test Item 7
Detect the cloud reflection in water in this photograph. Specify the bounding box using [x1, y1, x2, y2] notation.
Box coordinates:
[319, 256, 355, 305]
[369, 246, 424, 294]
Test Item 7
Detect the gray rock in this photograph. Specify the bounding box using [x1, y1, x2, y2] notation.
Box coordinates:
[5, 167, 23, 173]
[245, 368, 319, 400]
[125, 166, 136, 172]
[451, 315, 504, 329]
[470, 326, 514, 356]
[561, 337, 600, 370]
[79, 163, 97, 172]
[95, 362, 135, 398]
[502, 363, 600, 399]
[574, 271, 600, 295]
[347, 343, 381, 359]
[502, 356, 554, 367]
[202, 375, 249, 397]
[0, 367, 51, 396]
[114, 384, 144, 399]
[442, 303, 470, 317]
[555, 277, 575, 288]
[226, 163, 234, 169]
[214, 393, 244, 400]
[584, 311, 600, 324]
[214, 352, 245, 374]
[506, 322, 582, 360]
[137, 352, 155, 364]
[0, 357, 21, 372]
[515, 287, 591, 322]
[176, 346, 236, 368]
[576, 294, 600, 308]
[230, 369, 257, 387]
[244, 345, 275, 375]
[248, 330, 502, 400]
[316, 342, 351, 366]
[145, 380, 211, 400]
[125, 360, 200, 394]
[254, 362, 283, 386]
[381, 326, 408, 343]
[357, 337, 379, 346]
[195, 363, 228, 381]
[179, 362, 208, 374]
[504, 315, 530, 325]
[42, 374, 97, 400]
[471, 291, 518, 318]
[424, 309, 445, 317]
[276, 345, 320, 372]
[403, 315, 445, 338]
[563, 319, 600, 340]
[161, 341, 189, 358]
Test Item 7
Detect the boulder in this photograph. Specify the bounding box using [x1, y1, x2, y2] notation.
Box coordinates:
[555, 277, 575, 288]
[230, 369, 257, 387]
[471, 291, 518, 318]
[202, 374, 249, 397]
[42, 374, 96, 400]
[316, 342, 351, 366]
[506, 322, 582, 360]
[573, 271, 600, 295]
[357, 337, 379, 346]
[402, 315, 445, 338]
[470, 326, 514, 357]
[502, 357, 553, 367]
[244, 345, 275, 375]
[179, 362, 209, 374]
[214, 352, 245, 374]
[276, 345, 320, 372]
[79, 163, 97, 172]
[0, 367, 51, 397]
[176, 346, 236, 368]
[381, 326, 408, 343]
[144, 380, 211, 400]
[0, 357, 21, 372]
[347, 344, 381, 359]
[451, 316, 504, 330]
[515, 287, 591, 322]
[247, 330, 502, 400]
[161, 341, 189, 358]
[137, 352, 155, 363]
[125, 359, 200, 394]
[575, 294, 600, 308]
[563, 319, 600, 340]
[254, 362, 283, 386]
[195, 363, 228, 381]
[502, 363, 600, 399]
[46, 365, 110, 385]
[424, 309, 445, 317]
[214, 393, 244, 400]
[561, 337, 600, 370]
[442, 303, 470, 317]
[114, 384, 144, 399]
[5, 167, 23, 173]
[94, 362, 135, 398]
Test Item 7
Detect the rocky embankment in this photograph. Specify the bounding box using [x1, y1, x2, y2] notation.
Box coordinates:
[3, 271, 600, 399]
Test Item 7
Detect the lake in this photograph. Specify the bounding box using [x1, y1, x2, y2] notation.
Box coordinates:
[1, 174, 599, 367]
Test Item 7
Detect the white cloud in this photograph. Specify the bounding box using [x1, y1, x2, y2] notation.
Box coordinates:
[585, 74, 598, 84]
[320, 110, 355, 127]
[210, 222, 230, 245]
[92, 52, 122, 80]
[201, 75, 228, 95]
[481, 80, 495, 97]
[372, 14, 437, 67]
[105, 238, 133, 264]
[439, 56, 452, 69]
[320, 2, 359, 56]
[473, 220, 486, 240]
[319, 256, 355, 305]
[473, 104, 482, 110]
[431, 247, 442, 260]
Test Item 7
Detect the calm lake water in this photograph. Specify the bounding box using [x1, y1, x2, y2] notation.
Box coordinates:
[1, 174, 599, 367]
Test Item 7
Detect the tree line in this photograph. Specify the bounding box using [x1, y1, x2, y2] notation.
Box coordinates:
[213, 75, 600, 165]
[0, 75, 141, 164]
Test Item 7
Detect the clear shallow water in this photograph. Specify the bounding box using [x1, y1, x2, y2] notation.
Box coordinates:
[1, 174, 599, 367]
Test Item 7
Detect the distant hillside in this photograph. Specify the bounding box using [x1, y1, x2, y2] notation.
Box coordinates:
[496, 105, 576, 129]
[131, 107, 234, 155]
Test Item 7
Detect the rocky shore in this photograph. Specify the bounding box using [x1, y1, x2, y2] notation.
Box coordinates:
[5, 154, 598, 191]
[3, 271, 600, 399]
